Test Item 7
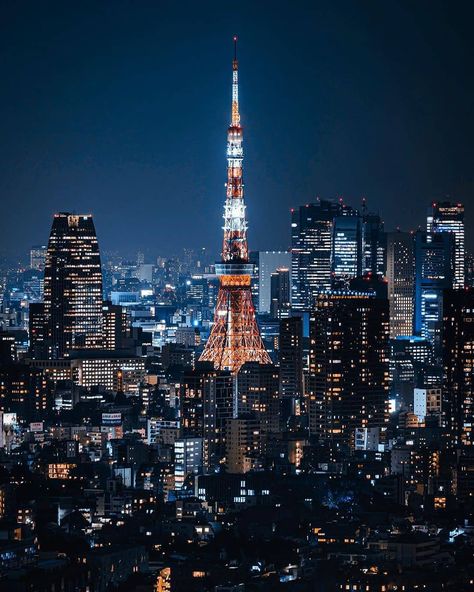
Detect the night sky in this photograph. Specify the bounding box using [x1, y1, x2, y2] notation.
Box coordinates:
[1, 1, 473, 260]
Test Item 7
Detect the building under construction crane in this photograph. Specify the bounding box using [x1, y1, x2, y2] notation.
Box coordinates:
[199, 38, 271, 374]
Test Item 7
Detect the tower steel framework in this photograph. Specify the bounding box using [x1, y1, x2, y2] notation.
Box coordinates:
[199, 38, 271, 374]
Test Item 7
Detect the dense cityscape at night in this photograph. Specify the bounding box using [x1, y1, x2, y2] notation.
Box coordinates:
[1, 2, 474, 591]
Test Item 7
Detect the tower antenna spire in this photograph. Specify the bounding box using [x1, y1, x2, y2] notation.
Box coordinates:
[231, 36, 240, 126]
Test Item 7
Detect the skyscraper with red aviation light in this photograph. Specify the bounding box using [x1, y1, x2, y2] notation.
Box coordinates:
[199, 38, 271, 374]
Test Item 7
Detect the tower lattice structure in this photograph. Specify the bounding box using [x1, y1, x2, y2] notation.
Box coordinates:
[199, 38, 271, 374]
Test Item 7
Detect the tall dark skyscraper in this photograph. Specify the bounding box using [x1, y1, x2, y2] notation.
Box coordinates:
[278, 316, 304, 420]
[362, 209, 386, 278]
[270, 268, 291, 319]
[427, 201, 465, 289]
[414, 231, 454, 350]
[308, 292, 389, 455]
[443, 289, 474, 447]
[291, 200, 342, 309]
[43, 213, 103, 359]
[386, 231, 414, 338]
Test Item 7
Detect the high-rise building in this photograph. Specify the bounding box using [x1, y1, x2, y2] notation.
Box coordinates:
[331, 212, 362, 287]
[308, 291, 389, 455]
[255, 251, 292, 313]
[278, 316, 303, 412]
[30, 245, 47, 272]
[43, 213, 103, 359]
[28, 302, 46, 359]
[427, 201, 464, 289]
[362, 208, 386, 278]
[174, 437, 203, 490]
[386, 231, 414, 338]
[236, 362, 280, 433]
[102, 301, 129, 351]
[180, 362, 234, 470]
[291, 200, 342, 309]
[225, 415, 261, 473]
[199, 39, 271, 373]
[414, 231, 454, 348]
[443, 289, 474, 447]
[270, 268, 291, 319]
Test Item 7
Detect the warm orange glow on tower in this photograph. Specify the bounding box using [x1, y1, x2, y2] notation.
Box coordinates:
[199, 39, 271, 374]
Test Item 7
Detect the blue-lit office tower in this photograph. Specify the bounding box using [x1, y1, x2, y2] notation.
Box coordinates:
[331, 211, 362, 288]
[362, 210, 386, 278]
[427, 201, 465, 289]
[414, 231, 454, 354]
[291, 200, 342, 309]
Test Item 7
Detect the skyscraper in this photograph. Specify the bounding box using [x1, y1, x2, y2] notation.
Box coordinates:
[180, 362, 234, 471]
[414, 231, 454, 349]
[278, 316, 304, 420]
[199, 39, 271, 373]
[331, 211, 362, 287]
[291, 200, 342, 309]
[386, 231, 414, 338]
[43, 213, 103, 359]
[362, 208, 386, 278]
[308, 292, 389, 454]
[427, 201, 465, 289]
[236, 362, 280, 433]
[443, 289, 474, 447]
[270, 268, 291, 319]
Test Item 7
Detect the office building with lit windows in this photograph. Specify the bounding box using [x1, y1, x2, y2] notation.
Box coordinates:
[427, 201, 464, 289]
[291, 200, 342, 309]
[308, 291, 389, 454]
[236, 362, 280, 433]
[414, 231, 454, 349]
[278, 316, 304, 417]
[269, 267, 291, 319]
[43, 213, 104, 358]
[443, 288, 474, 447]
[331, 212, 362, 287]
[180, 362, 234, 470]
[362, 210, 386, 278]
[386, 231, 415, 338]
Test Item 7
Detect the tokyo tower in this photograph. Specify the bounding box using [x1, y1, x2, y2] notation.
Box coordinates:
[199, 38, 271, 374]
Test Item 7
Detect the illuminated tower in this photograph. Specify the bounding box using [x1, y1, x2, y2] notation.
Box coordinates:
[200, 38, 271, 373]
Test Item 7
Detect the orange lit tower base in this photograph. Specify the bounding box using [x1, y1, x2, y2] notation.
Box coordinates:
[200, 264, 271, 373]
[199, 38, 271, 374]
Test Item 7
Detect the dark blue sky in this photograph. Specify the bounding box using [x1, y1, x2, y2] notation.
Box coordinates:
[0, 1, 473, 260]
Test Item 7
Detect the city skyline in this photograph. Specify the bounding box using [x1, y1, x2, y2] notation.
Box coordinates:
[1, 6, 474, 591]
[0, 1, 474, 260]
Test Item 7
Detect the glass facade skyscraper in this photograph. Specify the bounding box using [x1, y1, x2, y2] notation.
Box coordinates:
[43, 213, 103, 359]
[331, 212, 362, 287]
[291, 200, 342, 309]
[386, 231, 414, 338]
[427, 201, 465, 289]
[414, 231, 454, 351]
